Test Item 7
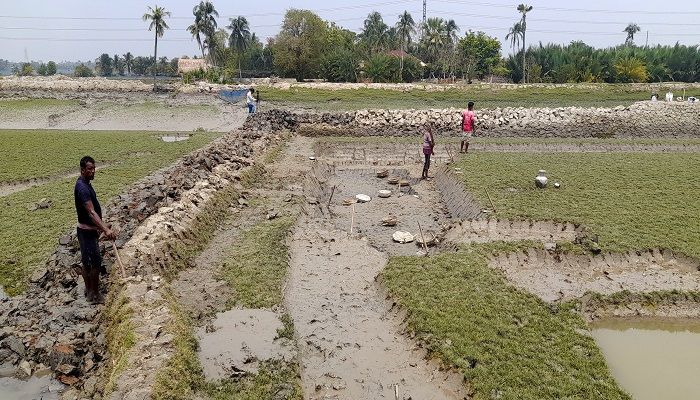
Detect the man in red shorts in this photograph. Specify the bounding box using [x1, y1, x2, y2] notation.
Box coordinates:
[460, 101, 476, 153]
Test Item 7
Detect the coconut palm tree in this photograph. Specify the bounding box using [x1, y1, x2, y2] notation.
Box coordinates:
[361, 12, 389, 55]
[227, 16, 250, 79]
[624, 23, 641, 45]
[422, 17, 447, 73]
[505, 22, 523, 53]
[123, 52, 134, 75]
[517, 4, 533, 83]
[143, 5, 170, 90]
[188, 2, 219, 62]
[395, 11, 416, 80]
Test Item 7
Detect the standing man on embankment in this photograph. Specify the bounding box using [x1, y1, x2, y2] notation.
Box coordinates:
[461, 101, 476, 153]
[75, 156, 115, 304]
[246, 87, 257, 113]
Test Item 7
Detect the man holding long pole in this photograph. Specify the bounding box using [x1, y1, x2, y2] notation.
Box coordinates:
[74, 156, 115, 304]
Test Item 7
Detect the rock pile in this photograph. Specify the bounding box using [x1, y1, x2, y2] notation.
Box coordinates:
[0, 128, 273, 396]
[246, 102, 700, 138]
[0, 76, 153, 93]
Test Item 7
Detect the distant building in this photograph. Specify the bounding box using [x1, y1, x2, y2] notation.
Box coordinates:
[177, 58, 210, 75]
[386, 50, 426, 67]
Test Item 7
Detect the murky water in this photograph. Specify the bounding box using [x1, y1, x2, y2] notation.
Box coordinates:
[161, 135, 189, 142]
[0, 376, 63, 400]
[0, 286, 6, 299]
[592, 318, 700, 400]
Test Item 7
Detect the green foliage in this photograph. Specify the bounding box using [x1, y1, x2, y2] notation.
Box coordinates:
[37, 63, 48, 76]
[455, 152, 700, 258]
[219, 216, 296, 308]
[17, 63, 33, 76]
[513, 42, 700, 83]
[273, 9, 328, 80]
[363, 53, 395, 83]
[381, 247, 629, 400]
[204, 360, 303, 400]
[97, 53, 113, 76]
[46, 61, 57, 75]
[73, 63, 94, 77]
[320, 48, 359, 83]
[614, 56, 648, 83]
[103, 293, 136, 395]
[0, 129, 221, 294]
[458, 30, 501, 81]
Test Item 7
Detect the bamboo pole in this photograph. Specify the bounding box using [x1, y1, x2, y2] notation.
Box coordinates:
[417, 221, 429, 256]
[112, 241, 127, 279]
[485, 187, 497, 213]
[350, 204, 355, 235]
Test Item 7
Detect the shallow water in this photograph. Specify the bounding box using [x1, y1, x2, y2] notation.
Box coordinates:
[592, 318, 700, 400]
[0, 376, 63, 400]
[0, 286, 6, 299]
[161, 135, 189, 142]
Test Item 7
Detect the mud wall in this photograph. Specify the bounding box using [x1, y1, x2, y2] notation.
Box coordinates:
[244, 102, 700, 138]
[0, 128, 277, 396]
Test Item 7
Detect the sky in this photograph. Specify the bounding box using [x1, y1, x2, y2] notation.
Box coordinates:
[1, 0, 700, 62]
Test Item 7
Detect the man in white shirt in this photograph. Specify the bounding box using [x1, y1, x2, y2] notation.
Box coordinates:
[246, 88, 256, 113]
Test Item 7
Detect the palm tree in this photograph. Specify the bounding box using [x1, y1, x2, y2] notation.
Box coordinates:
[422, 17, 447, 72]
[505, 22, 523, 53]
[227, 16, 250, 79]
[444, 19, 460, 78]
[517, 4, 533, 83]
[396, 11, 416, 80]
[188, 2, 219, 62]
[123, 52, 134, 75]
[361, 12, 389, 55]
[624, 23, 641, 45]
[143, 5, 170, 90]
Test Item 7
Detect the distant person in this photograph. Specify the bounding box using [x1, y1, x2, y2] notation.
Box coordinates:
[422, 125, 435, 180]
[246, 88, 256, 113]
[75, 156, 115, 304]
[651, 93, 658, 101]
[461, 101, 476, 153]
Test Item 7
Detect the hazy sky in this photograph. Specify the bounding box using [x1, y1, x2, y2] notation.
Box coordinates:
[2, 0, 700, 62]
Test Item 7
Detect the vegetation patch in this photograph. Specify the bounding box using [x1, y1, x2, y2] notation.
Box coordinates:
[203, 360, 302, 400]
[573, 290, 700, 314]
[152, 288, 204, 400]
[260, 85, 654, 110]
[0, 130, 221, 295]
[220, 216, 296, 309]
[381, 244, 630, 400]
[455, 151, 700, 258]
[102, 292, 136, 396]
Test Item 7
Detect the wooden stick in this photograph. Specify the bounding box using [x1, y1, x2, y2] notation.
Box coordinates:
[417, 221, 429, 256]
[112, 241, 127, 279]
[350, 204, 355, 235]
[327, 185, 336, 209]
[485, 187, 497, 213]
[445, 144, 454, 163]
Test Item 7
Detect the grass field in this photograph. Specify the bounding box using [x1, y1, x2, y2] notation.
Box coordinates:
[454, 151, 700, 258]
[260, 85, 656, 110]
[0, 129, 221, 295]
[381, 243, 630, 400]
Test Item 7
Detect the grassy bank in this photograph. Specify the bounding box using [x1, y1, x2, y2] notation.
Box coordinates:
[219, 216, 297, 309]
[259, 85, 654, 110]
[381, 243, 630, 400]
[0, 130, 221, 295]
[455, 151, 700, 258]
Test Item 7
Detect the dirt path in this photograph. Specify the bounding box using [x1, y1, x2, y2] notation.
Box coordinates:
[284, 147, 467, 399]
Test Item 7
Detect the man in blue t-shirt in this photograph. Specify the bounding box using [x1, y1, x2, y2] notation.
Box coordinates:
[74, 156, 115, 304]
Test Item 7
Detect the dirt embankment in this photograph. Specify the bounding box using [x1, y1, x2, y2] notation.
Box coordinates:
[0, 126, 278, 398]
[245, 102, 700, 138]
[0, 94, 246, 132]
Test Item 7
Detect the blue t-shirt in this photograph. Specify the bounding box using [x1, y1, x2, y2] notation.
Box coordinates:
[74, 176, 102, 226]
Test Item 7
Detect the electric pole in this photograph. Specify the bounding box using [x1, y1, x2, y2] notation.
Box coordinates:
[423, 0, 427, 25]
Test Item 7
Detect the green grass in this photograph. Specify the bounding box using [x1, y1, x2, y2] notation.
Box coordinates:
[313, 136, 700, 146]
[0, 129, 218, 183]
[455, 152, 700, 258]
[103, 292, 136, 396]
[204, 360, 302, 400]
[219, 216, 296, 309]
[0, 130, 221, 295]
[260, 85, 654, 110]
[0, 98, 78, 109]
[381, 244, 630, 400]
[152, 288, 204, 400]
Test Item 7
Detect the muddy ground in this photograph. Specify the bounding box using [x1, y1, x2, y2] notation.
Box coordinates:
[0, 94, 247, 132]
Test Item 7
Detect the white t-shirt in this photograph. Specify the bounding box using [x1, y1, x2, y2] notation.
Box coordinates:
[246, 91, 255, 105]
